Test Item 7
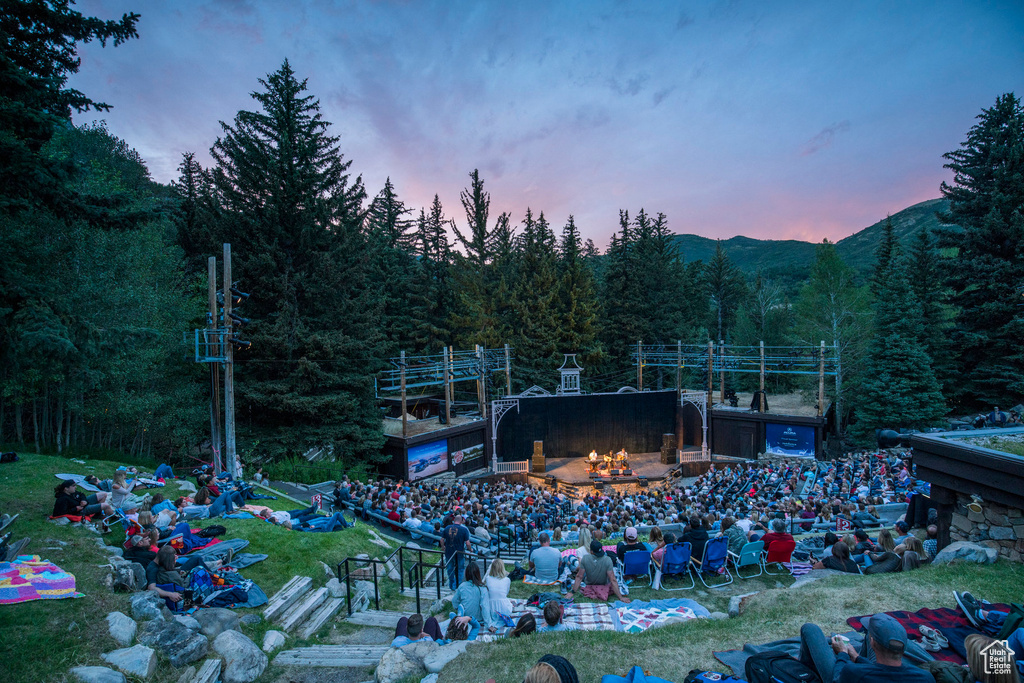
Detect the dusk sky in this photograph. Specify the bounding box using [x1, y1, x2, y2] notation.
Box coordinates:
[70, 1, 1024, 247]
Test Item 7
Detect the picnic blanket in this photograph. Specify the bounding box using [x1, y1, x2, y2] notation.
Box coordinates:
[0, 557, 80, 605]
[510, 597, 616, 631]
[714, 632, 865, 677]
[183, 538, 249, 564]
[602, 666, 677, 683]
[847, 604, 1011, 664]
[612, 597, 709, 634]
[55, 473, 99, 492]
[782, 561, 814, 577]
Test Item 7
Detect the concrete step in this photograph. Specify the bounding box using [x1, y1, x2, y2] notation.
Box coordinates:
[274, 645, 389, 668]
[345, 609, 408, 628]
[280, 586, 327, 632]
[298, 596, 346, 640]
[264, 576, 312, 622]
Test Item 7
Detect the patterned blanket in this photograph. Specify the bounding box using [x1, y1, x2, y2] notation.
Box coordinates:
[510, 598, 615, 631]
[614, 598, 711, 634]
[0, 557, 79, 605]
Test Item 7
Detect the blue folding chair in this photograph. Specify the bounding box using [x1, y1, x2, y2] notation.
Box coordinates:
[622, 549, 653, 587]
[654, 542, 694, 590]
[691, 536, 733, 587]
[728, 540, 764, 579]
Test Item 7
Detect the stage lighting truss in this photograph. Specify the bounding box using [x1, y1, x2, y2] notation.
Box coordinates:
[632, 343, 840, 377]
[376, 347, 513, 396]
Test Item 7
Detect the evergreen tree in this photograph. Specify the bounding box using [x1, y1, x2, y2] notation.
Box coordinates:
[853, 225, 946, 440]
[365, 177, 417, 355]
[554, 215, 602, 370]
[704, 242, 747, 342]
[409, 196, 455, 351]
[600, 211, 647, 383]
[171, 151, 219, 276]
[794, 240, 870, 433]
[907, 224, 952, 385]
[507, 209, 560, 390]
[937, 93, 1024, 406]
[209, 60, 383, 463]
[451, 170, 503, 349]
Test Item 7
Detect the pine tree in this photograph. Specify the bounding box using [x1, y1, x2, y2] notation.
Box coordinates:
[171, 151, 219, 276]
[600, 211, 647, 383]
[794, 240, 870, 433]
[209, 60, 383, 463]
[507, 209, 560, 390]
[365, 177, 417, 355]
[554, 215, 602, 370]
[853, 225, 946, 441]
[907, 224, 951, 386]
[704, 242, 747, 343]
[937, 93, 1024, 406]
[409, 196, 455, 351]
[451, 170, 504, 349]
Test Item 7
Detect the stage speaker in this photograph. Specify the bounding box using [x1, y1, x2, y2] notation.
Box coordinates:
[661, 433, 677, 465]
[532, 440, 546, 473]
[610, 469, 621, 476]
[594, 481, 604, 491]
[623, 469, 633, 476]
[638, 476, 648, 488]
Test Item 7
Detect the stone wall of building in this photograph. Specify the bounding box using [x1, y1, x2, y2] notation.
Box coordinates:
[949, 494, 1024, 562]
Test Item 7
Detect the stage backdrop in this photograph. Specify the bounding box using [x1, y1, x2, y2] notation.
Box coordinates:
[497, 390, 677, 461]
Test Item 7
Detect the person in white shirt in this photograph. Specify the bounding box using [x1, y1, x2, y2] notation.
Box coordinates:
[735, 513, 754, 535]
[485, 558, 514, 618]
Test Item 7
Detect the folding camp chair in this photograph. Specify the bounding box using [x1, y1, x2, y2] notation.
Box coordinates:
[762, 538, 796, 575]
[622, 549, 653, 587]
[653, 541, 694, 590]
[690, 536, 733, 587]
[728, 540, 764, 579]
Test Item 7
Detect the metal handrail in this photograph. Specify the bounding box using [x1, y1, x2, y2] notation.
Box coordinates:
[336, 556, 385, 616]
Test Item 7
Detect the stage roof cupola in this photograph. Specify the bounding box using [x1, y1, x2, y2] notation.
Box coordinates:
[558, 354, 583, 395]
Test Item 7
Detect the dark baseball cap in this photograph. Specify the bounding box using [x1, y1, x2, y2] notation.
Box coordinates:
[864, 613, 907, 652]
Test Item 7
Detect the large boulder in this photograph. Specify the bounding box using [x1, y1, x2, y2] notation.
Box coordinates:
[261, 630, 287, 653]
[933, 541, 999, 565]
[130, 592, 166, 622]
[194, 607, 241, 639]
[422, 640, 470, 673]
[326, 577, 346, 598]
[109, 557, 138, 593]
[173, 614, 202, 631]
[70, 666, 126, 683]
[376, 646, 428, 683]
[106, 611, 137, 646]
[100, 645, 157, 680]
[137, 619, 209, 667]
[213, 629, 268, 683]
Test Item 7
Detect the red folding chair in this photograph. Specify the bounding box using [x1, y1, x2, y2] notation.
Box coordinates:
[762, 538, 796, 575]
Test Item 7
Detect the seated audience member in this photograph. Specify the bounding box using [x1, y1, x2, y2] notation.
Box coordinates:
[576, 527, 593, 559]
[988, 406, 1008, 427]
[486, 558, 514, 619]
[526, 532, 562, 584]
[616, 526, 646, 564]
[539, 600, 577, 632]
[966, 634, 1019, 683]
[53, 479, 113, 519]
[123, 533, 158, 566]
[893, 520, 912, 544]
[682, 515, 710, 562]
[392, 612, 443, 647]
[813, 541, 860, 573]
[757, 518, 795, 551]
[510, 613, 537, 638]
[798, 613, 935, 683]
[652, 532, 676, 568]
[798, 502, 816, 531]
[452, 561, 496, 631]
[645, 526, 664, 551]
[922, 526, 938, 559]
[564, 540, 630, 603]
[144, 546, 214, 609]
[523, 655, 579, 683]
[721, 517, 747, 555]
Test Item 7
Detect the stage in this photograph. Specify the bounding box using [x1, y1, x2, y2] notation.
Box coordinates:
[536, 452, 680, 485]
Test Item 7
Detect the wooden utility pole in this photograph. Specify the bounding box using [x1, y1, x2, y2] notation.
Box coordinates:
[504, 343, 512, 396]
[718, 340, 725, 405]
[818, 340, 826, 418]
[400, 350, 407, 438]
[637, 340, 643, 390]
[223, 244, 237, 477]
[707, 340, 714, 397]
[443, 346, 451, 425]
[676, 340, 682, 399]
[476, 344, 487, 419]
[759, 340, 766, 412]
[207, 257, 223, 475]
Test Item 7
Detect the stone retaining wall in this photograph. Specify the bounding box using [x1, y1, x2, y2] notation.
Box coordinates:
[949, 494, 1024, 562]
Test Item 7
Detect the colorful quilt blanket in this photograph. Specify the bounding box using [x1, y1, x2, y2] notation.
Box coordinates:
[0, 557, 79, 605]
[613, 598, 710, 634]
[510, 597, 616, 631]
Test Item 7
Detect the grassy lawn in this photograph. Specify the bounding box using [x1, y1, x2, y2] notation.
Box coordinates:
[0, 451, 399, 683]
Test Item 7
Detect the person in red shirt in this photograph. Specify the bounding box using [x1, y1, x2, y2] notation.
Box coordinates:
[755, 518, 794, 549]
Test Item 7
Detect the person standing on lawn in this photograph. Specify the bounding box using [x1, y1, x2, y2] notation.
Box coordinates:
[442, 513, 471, 590]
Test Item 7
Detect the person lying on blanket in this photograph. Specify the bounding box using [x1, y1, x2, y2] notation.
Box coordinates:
[564, 540, 631, 603]
[257, 504, 352, 531]
[955, 590, 1024, 676]
[53, 479, 114, 519]
[539, 600, 577, 632]
[392, 613, 443, 647]
[798, 613, 934, 683]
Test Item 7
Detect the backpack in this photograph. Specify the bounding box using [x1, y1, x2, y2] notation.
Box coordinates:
[996, 603, 1024, 640]
[685, 670, 746, 683]
[197, 524, 226, 538]
[744, 651, 821, 683]
[0, 452, 18, 464]
[918, 661, 972, 683]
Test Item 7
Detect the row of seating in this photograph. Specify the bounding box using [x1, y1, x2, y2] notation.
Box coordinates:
[619, 537, 800, 590]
